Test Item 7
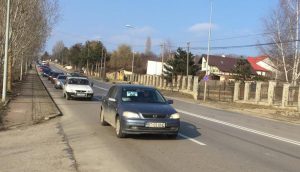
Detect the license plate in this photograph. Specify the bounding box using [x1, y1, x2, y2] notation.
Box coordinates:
[77, 93, 86, 97]
[145, 122, 165, 128]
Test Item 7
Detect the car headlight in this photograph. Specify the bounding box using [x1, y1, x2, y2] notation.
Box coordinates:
[123, 111, 140, 119]
[70, 89, 75, 93]
[87, 89, 93, 93]
[170, 113, 180, 119]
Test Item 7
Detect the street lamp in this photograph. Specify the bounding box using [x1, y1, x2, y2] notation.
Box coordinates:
[2, 0, 11, 103]
[203, 0, 213, 102]
[125, 24, 135, 82]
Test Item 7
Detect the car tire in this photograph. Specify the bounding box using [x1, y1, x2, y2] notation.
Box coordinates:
[100, 108, 108, 126]
[115, 116, 126, 138]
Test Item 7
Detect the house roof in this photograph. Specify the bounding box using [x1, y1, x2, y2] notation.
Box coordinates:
[202, 54, 240, 72]
[247, 56, 269, 72]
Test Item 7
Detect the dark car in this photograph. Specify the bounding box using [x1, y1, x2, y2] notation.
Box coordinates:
[54, 74, 67, 89]
[100, 85, 180, 138]
[42, 68, 52, 77]
[50, 72, 64, 83]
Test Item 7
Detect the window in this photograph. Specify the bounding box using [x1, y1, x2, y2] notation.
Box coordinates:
[121, 87, 166, 103]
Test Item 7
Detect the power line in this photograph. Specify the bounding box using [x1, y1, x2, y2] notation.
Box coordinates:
[190, 39, 300, 50]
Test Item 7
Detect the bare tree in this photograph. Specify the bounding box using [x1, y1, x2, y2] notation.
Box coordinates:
[52, 40, 65, 64]
[145, 36, 152, 55]
[262, 0, 300, 85]
[0, 0, 59, 91]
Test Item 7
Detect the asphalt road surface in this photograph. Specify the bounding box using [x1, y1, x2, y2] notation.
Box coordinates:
[42, 65, 300, 172]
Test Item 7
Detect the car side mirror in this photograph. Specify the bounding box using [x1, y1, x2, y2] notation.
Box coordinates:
[108, 98, 117, 102]
[167, 99, 174, 104]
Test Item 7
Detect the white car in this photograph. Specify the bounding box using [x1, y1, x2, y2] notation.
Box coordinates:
[63, 77, 94, 100]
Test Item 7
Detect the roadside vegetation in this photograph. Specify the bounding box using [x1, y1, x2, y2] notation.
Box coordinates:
[0, 0, 59, 94]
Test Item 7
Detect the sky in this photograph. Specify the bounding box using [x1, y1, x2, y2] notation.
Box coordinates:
[46, 0, 278, 57]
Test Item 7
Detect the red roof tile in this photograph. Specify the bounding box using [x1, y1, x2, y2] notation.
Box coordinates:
[247, 56, 269, 72]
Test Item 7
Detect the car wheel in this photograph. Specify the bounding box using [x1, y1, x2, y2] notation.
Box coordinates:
[66, 93, 70, 100]
[100, 108, 108, 126]
[115, 116, 126, 138]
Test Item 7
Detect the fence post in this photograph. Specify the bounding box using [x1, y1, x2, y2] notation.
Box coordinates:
[268, 81, 276, 105]
[155, 76, 160, 87]
[282, 83, 290, 107]
[255, 81, 263, 103]
[182, 76, 187, 90]
[244, 81, 251, 102]
[177, 75, 182, 90]
[187, 75, 193, 91]
[193, 76, 199, 100]
[233, 81, 241, 102]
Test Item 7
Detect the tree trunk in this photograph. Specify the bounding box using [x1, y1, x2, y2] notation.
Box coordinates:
[7, 48, 13, 92]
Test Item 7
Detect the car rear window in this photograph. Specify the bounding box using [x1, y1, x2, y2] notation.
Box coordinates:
[121, 87, 166, 103]
[68, 78, 89, 85]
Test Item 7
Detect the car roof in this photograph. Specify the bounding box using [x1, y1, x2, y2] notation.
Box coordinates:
[67, 76, 89, 80]
[116, 84, 154, 89]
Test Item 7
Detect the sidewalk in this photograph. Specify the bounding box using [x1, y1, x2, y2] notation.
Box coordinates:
[2, 68, 60, 129]
[0, 68, 76, 172]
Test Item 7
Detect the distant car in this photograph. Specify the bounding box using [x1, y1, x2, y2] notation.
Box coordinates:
[63, 77, 94, 100]
[66, 72, 81, 77]
[50, 72, 64, 84]
[54, 74, 67, 89]
[42, 68, 52, 77]
[100, 85, 180, 138]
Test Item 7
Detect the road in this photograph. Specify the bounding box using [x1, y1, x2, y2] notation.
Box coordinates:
[42, 64, 300, 172]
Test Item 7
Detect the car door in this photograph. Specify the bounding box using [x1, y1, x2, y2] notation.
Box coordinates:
[102, 86, 114, 124]
[106, 86, 118, 125]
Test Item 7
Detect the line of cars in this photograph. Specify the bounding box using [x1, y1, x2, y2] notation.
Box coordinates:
[37, 63, 94, 101]
[37, 62, 180, 139]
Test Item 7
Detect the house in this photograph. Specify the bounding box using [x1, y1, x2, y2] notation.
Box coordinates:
[200, 54, 240, 81]
[247, 55, 277, 76]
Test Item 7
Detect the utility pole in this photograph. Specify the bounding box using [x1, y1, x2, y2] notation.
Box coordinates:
[2, 0, 11, 103]
[203, 0, 213, 102]
[186, 42, 190, 78]
[161, 43, 165, 76]
[131, 49, 135, 82]
[100, 47, 104, 78]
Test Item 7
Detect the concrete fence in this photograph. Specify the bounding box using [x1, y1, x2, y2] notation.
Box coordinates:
[128, 74, 199, 100]
[233, 81, 300, 111]
[127, 73, 299, 111]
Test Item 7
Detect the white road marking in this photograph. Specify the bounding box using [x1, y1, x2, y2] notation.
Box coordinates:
[178, 133, 206, 146]
[94, 85, 109, 91]
[177, 109, 300, 146]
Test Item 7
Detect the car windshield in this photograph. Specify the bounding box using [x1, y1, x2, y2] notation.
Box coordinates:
[58, 75, 67, 80]
[121, 87, 166, 103]
[53, 73, 63, 78]
[68, 78, 89, 85]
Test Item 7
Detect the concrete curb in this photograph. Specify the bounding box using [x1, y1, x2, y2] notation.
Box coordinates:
[36, 67, 63, 117]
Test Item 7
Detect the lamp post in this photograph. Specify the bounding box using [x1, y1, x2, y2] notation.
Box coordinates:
[2, 0, 11, 103]
[203, 0, 213, 102]
[125, 24, 136, 82]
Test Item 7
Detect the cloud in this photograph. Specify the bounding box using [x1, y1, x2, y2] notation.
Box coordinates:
[188, 23, 217, 34]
